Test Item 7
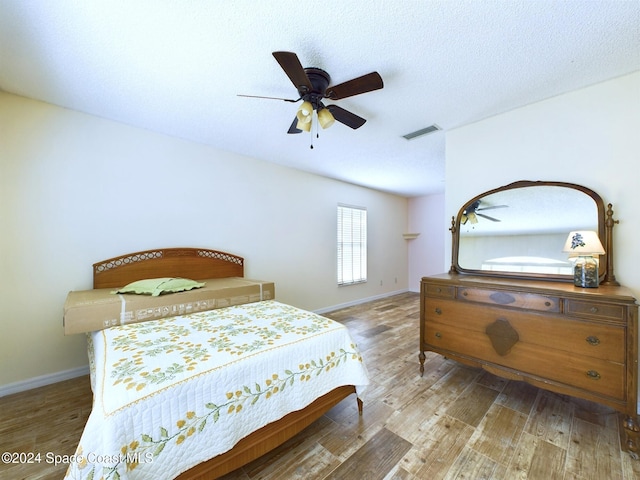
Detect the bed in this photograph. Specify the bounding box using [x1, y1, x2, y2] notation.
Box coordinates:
[64, 248, 369, 480]
[480, 255, 573, 275]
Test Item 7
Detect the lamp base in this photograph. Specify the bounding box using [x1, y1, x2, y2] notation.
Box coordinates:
[574, 256, 599, 288]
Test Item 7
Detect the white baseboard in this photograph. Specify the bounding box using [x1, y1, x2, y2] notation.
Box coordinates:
[0, 365, 90, 398]
[314, 289, 409, 315]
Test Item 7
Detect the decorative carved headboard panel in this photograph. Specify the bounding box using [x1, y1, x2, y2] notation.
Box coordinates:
[93, 248, 244, 289]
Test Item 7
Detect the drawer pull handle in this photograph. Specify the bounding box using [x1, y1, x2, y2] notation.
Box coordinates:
[586, 336, 600, 346]
[435, 308, 442, 315]
[590, 306, 599, 313]
[436, 287, 442, 293]
[544, 301, 551, 307]
[435, 332, 442, 338]
[462, 291, 468, 296]
[586, 370, 601, 380]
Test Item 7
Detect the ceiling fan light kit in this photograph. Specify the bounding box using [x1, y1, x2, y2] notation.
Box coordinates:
[241, 51, 383, 143]
[294, 100, 334, 132]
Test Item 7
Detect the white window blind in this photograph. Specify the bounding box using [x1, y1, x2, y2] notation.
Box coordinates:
[337, 204, 367, 285]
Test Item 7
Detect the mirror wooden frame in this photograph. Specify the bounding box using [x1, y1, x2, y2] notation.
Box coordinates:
[449, 180, 619, 285]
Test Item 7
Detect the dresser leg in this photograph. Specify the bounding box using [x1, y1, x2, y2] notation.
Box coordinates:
[419, 351, 425, 376]
[623, 415, 640, 457]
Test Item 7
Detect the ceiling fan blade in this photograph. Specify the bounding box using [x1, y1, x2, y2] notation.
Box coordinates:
[326, 105, 367, 129]
[326, 72, 383, 100]
[477, 204, 509, 211]
[477, 213, 501, 222]
[237, 94, 299, 103]
[287, 117, 302, 134]
[272, 51, 313, 94]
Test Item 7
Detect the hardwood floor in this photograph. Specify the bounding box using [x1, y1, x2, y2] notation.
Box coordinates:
[1, 292, 638, 479]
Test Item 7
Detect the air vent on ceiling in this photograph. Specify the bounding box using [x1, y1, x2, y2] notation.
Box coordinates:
[402, 124, 441, 140]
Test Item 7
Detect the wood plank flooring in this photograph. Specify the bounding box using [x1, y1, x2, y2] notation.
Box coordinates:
[1, 292, 638, 479]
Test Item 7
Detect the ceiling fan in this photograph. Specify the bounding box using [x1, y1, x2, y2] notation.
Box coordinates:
[461, 200, 509, 225]
[239, 51, 383, 135]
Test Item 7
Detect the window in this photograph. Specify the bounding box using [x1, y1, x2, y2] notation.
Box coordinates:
[337, 204, 367, 285]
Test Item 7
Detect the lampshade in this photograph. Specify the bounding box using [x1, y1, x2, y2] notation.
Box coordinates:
[296, 101, 313, 124]
[296, 117, 311, 132]
[562, 231, 605, 256]
[317, 107, 335, 129]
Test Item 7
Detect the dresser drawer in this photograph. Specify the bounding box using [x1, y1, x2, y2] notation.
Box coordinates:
[423, 299, 625, 363]
[424, 321, 625, 400]
[565, 299, 625, 322]
[457, 287, 560, 313]
[423, 283, 455, 299]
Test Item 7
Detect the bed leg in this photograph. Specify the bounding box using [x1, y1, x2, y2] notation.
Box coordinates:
[356, 396, 363, 416]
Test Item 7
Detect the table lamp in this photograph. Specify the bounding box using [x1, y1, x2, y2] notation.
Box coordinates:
[562, 231, 605, 288]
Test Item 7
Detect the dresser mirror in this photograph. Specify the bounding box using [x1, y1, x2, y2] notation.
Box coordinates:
[450, 180, 608, 282]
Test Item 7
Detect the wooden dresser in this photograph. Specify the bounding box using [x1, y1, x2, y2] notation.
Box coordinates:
[419, 272, 639, 453]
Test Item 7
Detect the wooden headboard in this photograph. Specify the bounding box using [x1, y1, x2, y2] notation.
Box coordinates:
[93, 248, 244, 289]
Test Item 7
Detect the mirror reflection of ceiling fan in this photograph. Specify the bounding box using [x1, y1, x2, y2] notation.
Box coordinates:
[461, 200, 509, 225]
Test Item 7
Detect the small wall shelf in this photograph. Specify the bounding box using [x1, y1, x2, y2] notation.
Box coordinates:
[403, 233, 420, 240]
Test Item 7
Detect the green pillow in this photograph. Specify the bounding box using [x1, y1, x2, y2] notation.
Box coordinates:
[111, 277, 206, 297]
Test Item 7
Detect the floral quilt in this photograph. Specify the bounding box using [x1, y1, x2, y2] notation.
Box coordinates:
[65, 300, 369, 480]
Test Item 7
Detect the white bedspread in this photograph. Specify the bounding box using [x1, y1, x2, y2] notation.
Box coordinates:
[65, 300, 369, 480]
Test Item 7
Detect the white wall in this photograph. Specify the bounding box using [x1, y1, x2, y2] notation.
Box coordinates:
[444, 72, 640, 302]
[407, 194, 445, 291]
[0, 92, 408, 390]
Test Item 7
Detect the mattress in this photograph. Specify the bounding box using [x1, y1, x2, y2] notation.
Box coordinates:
[64, 300, 369, 480]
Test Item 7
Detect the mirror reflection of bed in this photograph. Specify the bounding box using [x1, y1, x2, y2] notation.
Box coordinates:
[480, 255, 573, 275]
[459, 231, 576, 274]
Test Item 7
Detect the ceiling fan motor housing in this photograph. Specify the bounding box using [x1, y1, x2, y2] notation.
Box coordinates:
[302, 68, 331, 108]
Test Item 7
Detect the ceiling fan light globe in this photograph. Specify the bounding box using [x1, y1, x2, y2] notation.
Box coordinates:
[296, 104, 313, 126]
[296, 117, 312, 132]
[296, 110, 310, 122]
[318, 108, 335, 129]
[297, 100, 313, 116]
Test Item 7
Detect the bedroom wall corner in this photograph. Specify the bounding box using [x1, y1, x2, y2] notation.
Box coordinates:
[407, 193, 446, 292]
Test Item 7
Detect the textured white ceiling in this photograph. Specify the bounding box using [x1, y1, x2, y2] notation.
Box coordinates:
[1, 1, 638, 197]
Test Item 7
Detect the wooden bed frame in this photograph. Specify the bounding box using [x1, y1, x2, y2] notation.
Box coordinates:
[92, 247, 362, 479]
